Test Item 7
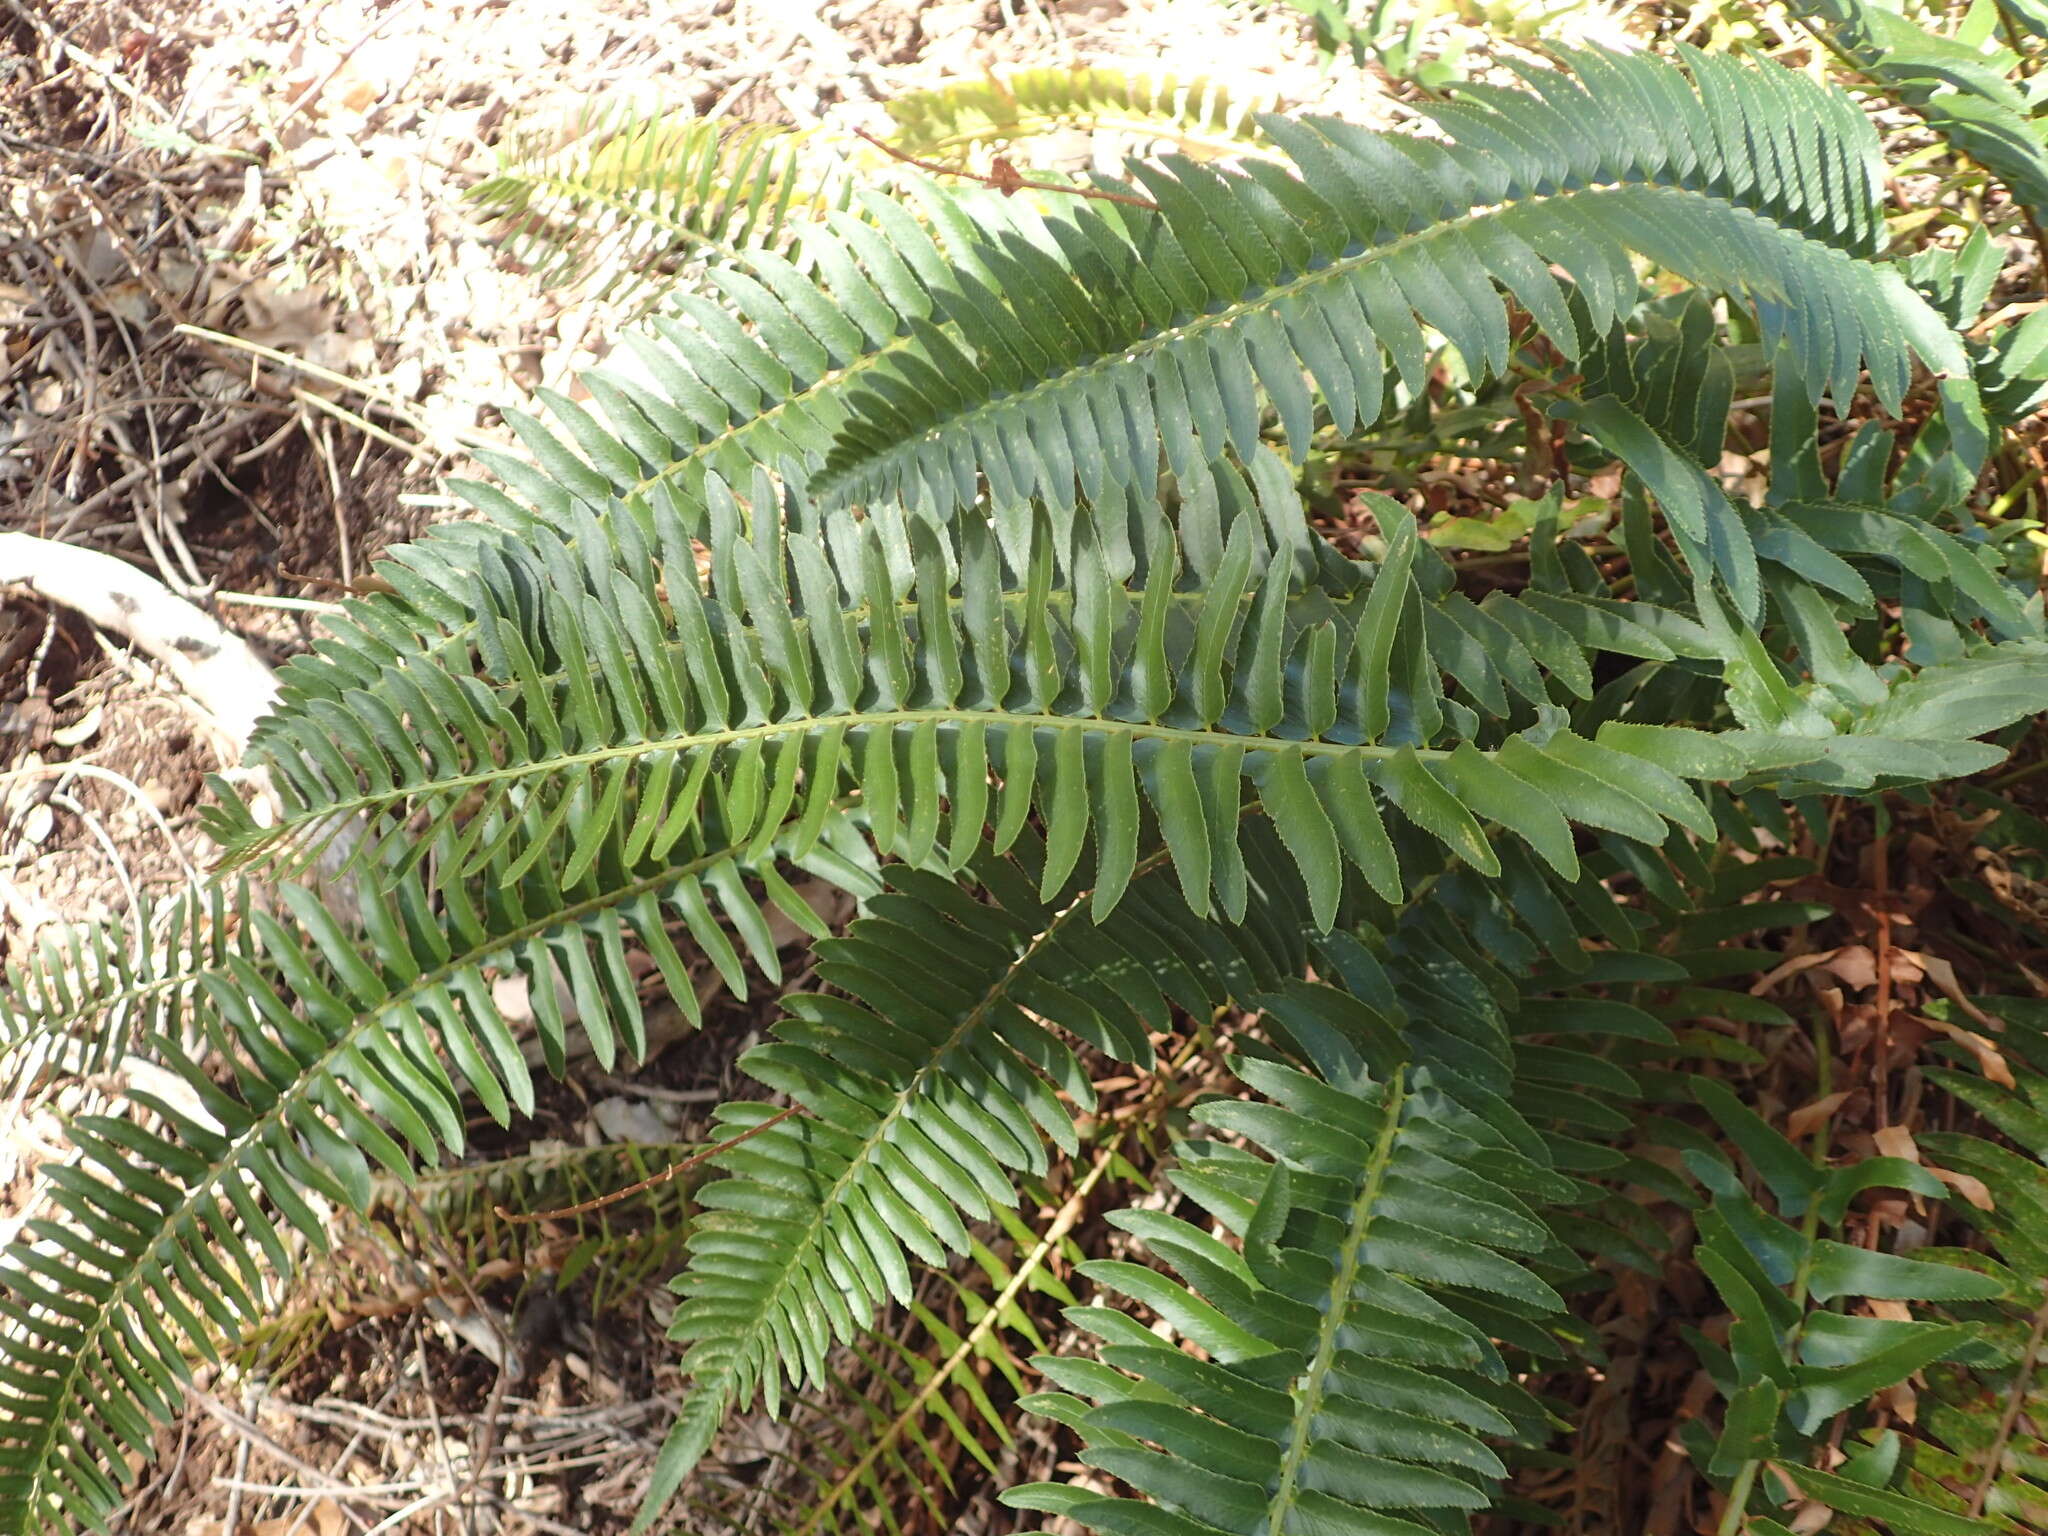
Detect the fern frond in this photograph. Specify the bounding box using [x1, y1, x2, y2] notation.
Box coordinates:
[480, 47, 1965, 531]
[644, 821, 1330, 1511]
[1004, 1017, 1575, 1533]
[212, 469, 1815, 943]
[884, 69, 1276, 160]
[0, 886, 249, 1100]
[1792, 0, 2048, 223]
[1666, 1068, 2011, 1531]
[1913, 996, 2048, 1528]
[469, 109, 843, 303]
[0, 814, 855, 1533]
[790, 1152, 1114, 1535]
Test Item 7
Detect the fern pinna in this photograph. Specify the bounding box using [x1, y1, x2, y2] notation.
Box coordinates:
[3, 40, 2048, 1536]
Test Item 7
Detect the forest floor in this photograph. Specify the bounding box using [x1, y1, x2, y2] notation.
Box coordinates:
[3, 1, 2046, 1534]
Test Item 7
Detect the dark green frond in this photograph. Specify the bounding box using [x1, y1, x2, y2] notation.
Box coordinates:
[478, 48, 1964, 531]
[1004, 984, 1575, 1535]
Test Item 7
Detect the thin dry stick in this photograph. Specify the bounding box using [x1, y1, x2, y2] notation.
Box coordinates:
[796, 1143, 1118, 1533]
[851, 127, 1161, 212]
[1873, 803, 1894, 1130]
[494, 1103, 809, 1224]
[1969, 1284, 2048, 1516]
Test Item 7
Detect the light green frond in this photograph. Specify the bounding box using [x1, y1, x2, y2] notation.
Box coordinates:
[468, 109, 844, 303]
[0, 813, 854, 1533]
[207, 464, 1824, 941]
[0, 886, 254, 1101]
[884, 68, 1276, 160]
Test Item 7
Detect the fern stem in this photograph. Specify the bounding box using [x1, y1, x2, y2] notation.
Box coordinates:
[1715, 1460, 1764, 1536]
[1267, 1066, 1409, 1527]
[239, 712, 1449, 869]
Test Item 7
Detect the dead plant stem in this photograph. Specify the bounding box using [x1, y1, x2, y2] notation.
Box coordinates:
[851, 127, 1161, 211]
[495, 1102, 809, 1224]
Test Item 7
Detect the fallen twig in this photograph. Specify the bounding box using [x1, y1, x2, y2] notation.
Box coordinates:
[0, 532, 277, 749]
[853, 127, 1161, 211]
[495, 1104, 809, 1224]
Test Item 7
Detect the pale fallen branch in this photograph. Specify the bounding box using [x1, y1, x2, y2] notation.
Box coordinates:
[0, 531, 277, 749]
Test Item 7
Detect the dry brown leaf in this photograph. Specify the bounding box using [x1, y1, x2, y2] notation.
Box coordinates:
[1906, 951, 2007, 1033]
[1914, 1013, 2017, 1089]
[1751, 949, 1836, 996]
[1929, 1165, 1995, 1211]
[1873, 1124, 1920, 1163]
[1879, 1378, 1919, 1425]
[1787, 1091, 1849, 1141]
[1822, 944, 1880, 990]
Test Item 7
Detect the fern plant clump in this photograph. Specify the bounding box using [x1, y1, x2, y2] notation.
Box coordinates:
[5, 20, 2048, 1536]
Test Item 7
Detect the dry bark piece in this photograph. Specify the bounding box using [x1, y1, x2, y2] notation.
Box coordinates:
[0, 532, 277, 750]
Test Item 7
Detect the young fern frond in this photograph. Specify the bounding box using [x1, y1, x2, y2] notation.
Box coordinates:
[883, 68, 1277, 160]
[468, 110, 843, 303]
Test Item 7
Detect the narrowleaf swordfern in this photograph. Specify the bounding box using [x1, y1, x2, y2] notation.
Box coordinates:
[3, 34, 2048, 1536]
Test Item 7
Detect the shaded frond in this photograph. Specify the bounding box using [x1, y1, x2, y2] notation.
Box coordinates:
[0, 814, 856, 1533]
[1005, 1010, 1576, 1533]
[645, 821, 1331, 1510]
[1905, 996, 2048, 1529]
[1662, 1070, 2010, 1531]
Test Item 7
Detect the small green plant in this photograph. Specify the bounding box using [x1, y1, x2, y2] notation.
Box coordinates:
[5, 25, 2048, 1536]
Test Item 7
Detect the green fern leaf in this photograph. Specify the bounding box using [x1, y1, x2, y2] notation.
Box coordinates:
[469, 109, 844, 304]
[477, 48, 1966, 535]
[1006, 1027, 1571, 1533]
[0, 816, 853, 1532]
[884, 68, 1275, 160]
